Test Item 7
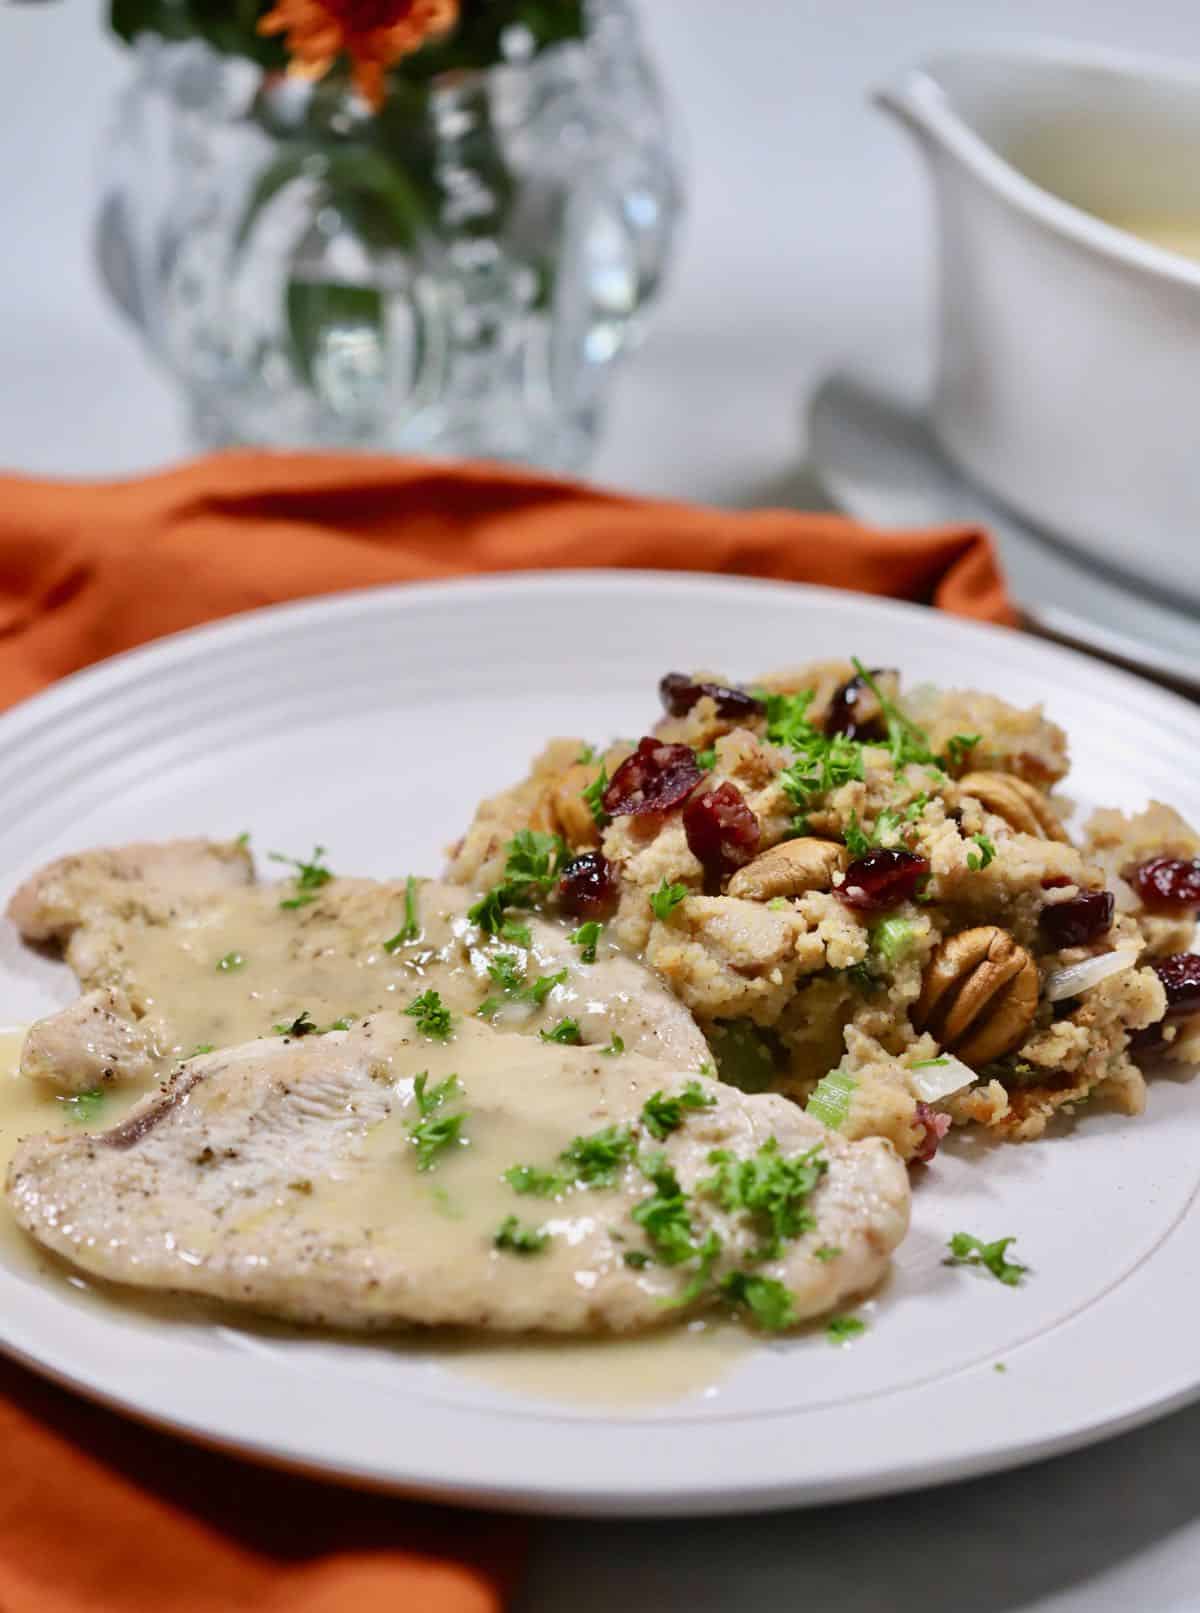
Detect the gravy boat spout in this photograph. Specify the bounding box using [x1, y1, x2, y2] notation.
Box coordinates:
[874, 44, 1200, 603]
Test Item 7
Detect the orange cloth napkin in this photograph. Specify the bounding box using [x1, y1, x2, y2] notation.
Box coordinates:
[0, 454, 1013, 704]
[0, 452, 1014, 1613]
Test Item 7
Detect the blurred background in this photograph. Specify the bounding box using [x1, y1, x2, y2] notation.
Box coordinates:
[0, 0, 1196, 505]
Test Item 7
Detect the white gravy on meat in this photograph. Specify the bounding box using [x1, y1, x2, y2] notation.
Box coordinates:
[110, 884, 475, 1063]
[0, 1028, 745, 1405]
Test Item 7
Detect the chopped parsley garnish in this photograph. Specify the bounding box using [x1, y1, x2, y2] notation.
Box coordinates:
[234, 831, 251, 849]
[404, 989, 454, 1041]
[600, 1033, 626, 1057]
[826, 1313, 867, 1344]
[576, 743, 597, 765]
[845, 808, 906, 859]
[216, 951, 246, 972]
[468, 830, 568, 935]
[850, 659, 937, 770]
[500, 918, 532, 947]
[408, 1073, 466, 1170]
[912, 1056, 949, 1070]
[631, 1154, 697, 1266]
[524, 968, 567, 1007]
[719, 1271, 796, 1332]
[504, 1164, 569, 1197]
[967, 833, 996, 872]
[478, 957, 567, 1020]
[539, 1018, 582, 1045]
[502, 828, 567, 895]
[623, 1249, 652, 1270]
[582, 766, 610, 830]
[413, 1072, 462, 1115]
[273, 1011, 318, 1037]
[560, 1124, 636, 1188]
[844, 960, 876, 993]
[62, 1087, 105, 1124]
[763, 688, 818, 750]
[475, 952, 527, 1018]
[943, 733, 981, 771]
[494, 1215, 550, 1255]
[271, 845, 333, 909]
[273, 1011, 353, 1037]
[488, 952, 526, 992]
[813, 1244, 842, 1262]
[779, 732, 864, 818]
[945, 1231, 1029, 1286]
[695, 747, 717, 772]
[570, 921, 603, 964]
[191, 1044, 215, 1056]
[383, 875, 422, 952]
[673, 1228, 724, 1307]
[641, 1080, 717, 1141]
[843, 813, 872, 858]
[650, 879, 689, 921]
[701, 1138, 827, 1261]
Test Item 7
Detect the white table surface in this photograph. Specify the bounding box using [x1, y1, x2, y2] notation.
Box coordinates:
[4, 4, 1200, 1610]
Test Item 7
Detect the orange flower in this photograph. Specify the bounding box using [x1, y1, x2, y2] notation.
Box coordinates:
[259, 0, 460, 107]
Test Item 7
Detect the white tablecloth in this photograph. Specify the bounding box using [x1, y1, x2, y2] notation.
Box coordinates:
[3, 4, 1199, 1609]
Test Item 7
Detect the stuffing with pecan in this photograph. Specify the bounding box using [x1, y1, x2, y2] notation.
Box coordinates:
[447, 660, 1199, 1165]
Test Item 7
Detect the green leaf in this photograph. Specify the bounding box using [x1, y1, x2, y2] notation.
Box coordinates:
[383, 875, 422, 951]
[404, 989, 454, 1041]
[719, 1271, 796, 1331]
[945, 1231, 1029, 1286]
[826, 1314, 867, 1344]
[700, 1138, 826, 1261]
[641, 1080, 717, 1141]
[504, 1164, 569, 1198]
[650, 880, 689, 921]
[539, 1018, 582, 1045]
[286, 280, 386, 387]
[494, 1214, 551, 1255]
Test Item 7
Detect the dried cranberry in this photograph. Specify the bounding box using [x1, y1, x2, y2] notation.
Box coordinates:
[912, 1101, 951, 1165]
[558, 852, 618, 918]
[1131, 1023, 1168, 1056]
[1040, 889, 1114, 949]
[1130, 856, 1200, 914]
[683, 783, 760, 887]
[1151, 953, 1200, 1021]
[602, 736, 702, 819]
[825, 667, 896, 742]
[837, 848, 930, 911]
[659, 673, 765, 722]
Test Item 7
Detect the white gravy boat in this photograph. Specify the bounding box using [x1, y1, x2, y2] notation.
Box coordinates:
[876, 43, 1200, 606]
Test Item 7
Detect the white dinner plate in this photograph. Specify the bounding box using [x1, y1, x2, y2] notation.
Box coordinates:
[0, 571, 1197, 1517]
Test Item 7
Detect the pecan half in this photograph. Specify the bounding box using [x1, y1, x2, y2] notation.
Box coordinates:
[914, 926, 1039, 1066]
[726, 837, 847, 902]
[957, 771, 1070, 842]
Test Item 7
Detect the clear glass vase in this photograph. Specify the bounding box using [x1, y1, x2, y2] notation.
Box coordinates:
[96, 1, 682, 472]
